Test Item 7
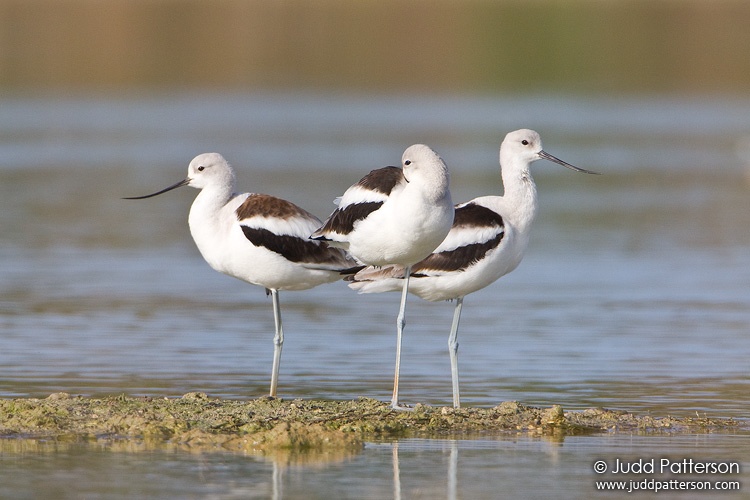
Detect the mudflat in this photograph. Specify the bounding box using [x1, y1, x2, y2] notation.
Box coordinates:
[0, 393, 741, 454]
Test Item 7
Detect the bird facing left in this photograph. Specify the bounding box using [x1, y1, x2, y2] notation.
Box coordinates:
[124, 152, 357, 397]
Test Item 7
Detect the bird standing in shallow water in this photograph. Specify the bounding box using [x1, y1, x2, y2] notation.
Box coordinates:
[125, 153, 356, 398]
[347, 130, 600, 408]
[312, 144, 454, 409]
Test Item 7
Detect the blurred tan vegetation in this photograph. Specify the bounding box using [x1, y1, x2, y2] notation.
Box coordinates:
[0, 0, 749, 94]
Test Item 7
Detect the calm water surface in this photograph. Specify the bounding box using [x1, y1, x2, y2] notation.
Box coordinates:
[1, 93, 749, 498]
[2, 434, 748, 499]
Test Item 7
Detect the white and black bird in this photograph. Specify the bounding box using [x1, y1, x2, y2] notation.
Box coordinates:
[347, 130, 600, 408]
[125, 153, 356, 398]
[312, 144, 454, 409]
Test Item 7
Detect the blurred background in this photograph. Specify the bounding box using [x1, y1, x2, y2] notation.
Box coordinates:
[2, 0, 750, 94]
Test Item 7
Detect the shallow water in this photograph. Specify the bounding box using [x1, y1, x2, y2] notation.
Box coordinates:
[1, 434, 748, 499]
[1, 93, 749, 497]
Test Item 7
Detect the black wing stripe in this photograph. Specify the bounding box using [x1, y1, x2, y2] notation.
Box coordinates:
[357, 166, 403, 195]
[453, 202, 504, 229]
[242, 226, 344, 264]
[412, 231, 504, 274]
[314, 201, 383, 237]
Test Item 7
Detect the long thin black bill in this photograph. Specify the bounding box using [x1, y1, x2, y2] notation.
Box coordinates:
[122, 178, 190, 199]
[539, 150, 600, 175]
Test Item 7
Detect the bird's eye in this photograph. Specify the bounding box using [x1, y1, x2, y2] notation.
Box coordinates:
[521, 140, 529, 146]
[197, 166, 205, 171]
[404, 160, 412, 166]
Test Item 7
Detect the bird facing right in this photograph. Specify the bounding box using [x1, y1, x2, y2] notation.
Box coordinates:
[347, 129, 600, 408]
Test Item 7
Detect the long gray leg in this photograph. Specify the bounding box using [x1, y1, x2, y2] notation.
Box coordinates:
[391, 266, 412, 410]
[269, 288, 284, 397]
[448, 297, 464, 408]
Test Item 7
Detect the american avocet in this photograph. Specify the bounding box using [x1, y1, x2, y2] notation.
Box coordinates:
[347, 130, 600, 408]
[124, 153, 356, 397]
[311, 144, 454, 409]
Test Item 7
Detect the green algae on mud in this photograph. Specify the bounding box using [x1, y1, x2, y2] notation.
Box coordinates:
[0, 393, 741, 454]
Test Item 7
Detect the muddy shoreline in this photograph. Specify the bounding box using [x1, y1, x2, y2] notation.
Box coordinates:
[0, 393, 742, 454]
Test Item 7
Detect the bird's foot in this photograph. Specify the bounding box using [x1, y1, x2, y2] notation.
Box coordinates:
[390, 402, 415, 412]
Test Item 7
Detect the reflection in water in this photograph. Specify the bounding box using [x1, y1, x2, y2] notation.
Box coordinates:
[392, 437, 570, 500]
[392, 442, 401, 500]
[273, 460, 283, 500]
[447, 441, 457, 500]
[391, 440, 459, 500]
[2, 433, 749, 498]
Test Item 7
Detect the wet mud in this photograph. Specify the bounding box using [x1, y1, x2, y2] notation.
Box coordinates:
[0, 393, 741, 455]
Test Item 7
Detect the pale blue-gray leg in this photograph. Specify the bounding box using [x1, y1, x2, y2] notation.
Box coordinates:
[269, 289, 284, 398]
[448, 297, 464, 408]
[391, 266, 412, 410]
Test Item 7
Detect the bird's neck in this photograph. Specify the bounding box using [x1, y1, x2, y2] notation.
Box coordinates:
[187, 187, 239, 274]
[412, 166, 451, 205]
[188, 186, 237, 238]
[193, 185, 235, 215]
[500, 166, 538, 231]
